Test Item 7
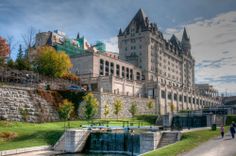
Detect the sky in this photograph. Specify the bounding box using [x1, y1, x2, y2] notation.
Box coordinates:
[0, 0, 236, 95]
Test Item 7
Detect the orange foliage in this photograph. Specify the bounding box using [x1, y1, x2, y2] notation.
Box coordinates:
[0, 36, 10, 58]
[61, 73, 80, 81]
[0, 131, 17, 141]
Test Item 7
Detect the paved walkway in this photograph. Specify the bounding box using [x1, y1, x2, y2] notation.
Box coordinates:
[181, 133, 236, 156]
[13, 150, 62, 156]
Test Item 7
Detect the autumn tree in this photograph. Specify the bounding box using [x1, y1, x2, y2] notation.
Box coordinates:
[129, 101, 137, 118]
[83, 92, 98, 120]
[103, 102, 110, 119]
[113, 98, 123, 120]
[34, 46, 72, 77]
[0, 36, 10, 64]
[58, 99, 75, 129]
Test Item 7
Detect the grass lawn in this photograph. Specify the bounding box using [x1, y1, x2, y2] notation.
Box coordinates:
[143, 127, 229, 156]
[0, 118, 152, 151]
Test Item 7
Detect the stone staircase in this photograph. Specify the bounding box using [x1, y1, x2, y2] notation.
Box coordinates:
[157, 132, 180, 148]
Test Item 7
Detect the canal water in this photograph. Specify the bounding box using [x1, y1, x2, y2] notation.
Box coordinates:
[58, 154, 128, 156]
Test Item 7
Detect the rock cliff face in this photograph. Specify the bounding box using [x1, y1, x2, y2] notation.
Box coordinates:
[0, 85, 59, 122]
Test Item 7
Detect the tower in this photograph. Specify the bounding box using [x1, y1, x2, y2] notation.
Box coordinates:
[118, 8, 161, 81]
[181, 28, 191, 55]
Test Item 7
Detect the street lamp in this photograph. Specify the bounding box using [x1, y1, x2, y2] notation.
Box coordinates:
[187, 107, 190, 130]
[130, 129, 134, 156]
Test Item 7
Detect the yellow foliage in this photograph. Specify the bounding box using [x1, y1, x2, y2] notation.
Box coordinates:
[35, 46, 72, 78]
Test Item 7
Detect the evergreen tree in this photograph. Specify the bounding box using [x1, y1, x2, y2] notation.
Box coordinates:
[15, 44, 31, 70]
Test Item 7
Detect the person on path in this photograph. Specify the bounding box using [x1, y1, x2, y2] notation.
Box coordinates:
[230, 124, 235, 139]
[232, 121, 236, 130]
[220, 125, 224, 138]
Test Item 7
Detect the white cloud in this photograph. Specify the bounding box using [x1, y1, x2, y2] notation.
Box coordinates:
[103, 37, 119, 53]
[165, 11, 236, 94]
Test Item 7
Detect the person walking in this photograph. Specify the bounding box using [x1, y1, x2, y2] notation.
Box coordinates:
[220, 125, 224, 138]
[230, 124, 235, 139]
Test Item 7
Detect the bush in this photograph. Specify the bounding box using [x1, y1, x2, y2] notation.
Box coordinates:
[0, 132, 17, 141]
[135, 115, 158, 124]
[226, 115, 236, 125]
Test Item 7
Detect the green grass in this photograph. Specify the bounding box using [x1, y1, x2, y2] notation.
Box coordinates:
[0, 118, 152, 151]
[143, 127, 229, 156]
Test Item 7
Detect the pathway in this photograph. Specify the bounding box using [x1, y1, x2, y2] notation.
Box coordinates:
[181, 133, 236, 156]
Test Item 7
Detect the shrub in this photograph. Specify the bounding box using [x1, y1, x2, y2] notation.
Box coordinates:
[135, 114, 158, 124]
[226, 115, 236, 125]
[0, 132, 17, 141]
[19, 108, 29, 122]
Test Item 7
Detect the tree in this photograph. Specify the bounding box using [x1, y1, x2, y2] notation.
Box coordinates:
[113, 98, 123, 120]
[22, 27, 36, 58]
[83, 92, 98, 120]
[7, 59, 15, 68]
[58, 99, 74, 129]
[129, 101, 137, 118]
[169, 103, 175, 114]
[15, 44, 31, 70]
[147, 100, 154, 110]
[0, 36, 10, 62]
[103, 102, 110, 119]
[34, 46, 72, 77]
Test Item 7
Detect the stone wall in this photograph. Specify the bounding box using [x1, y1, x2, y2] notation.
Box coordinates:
[0, 85, 59, 122]
[78, 92, 156, 119]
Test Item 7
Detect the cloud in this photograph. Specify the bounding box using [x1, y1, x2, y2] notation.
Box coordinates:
[103, 37, 119, 53]
[165, 11, 236, 94]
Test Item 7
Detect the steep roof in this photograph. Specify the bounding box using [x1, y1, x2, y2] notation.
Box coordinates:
[182, 27, 190, 41]
[170, 34, 182, 50]
[123, 8, 148, 34]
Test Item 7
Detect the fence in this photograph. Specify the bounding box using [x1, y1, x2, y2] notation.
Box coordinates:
[0, 67, 80, 90]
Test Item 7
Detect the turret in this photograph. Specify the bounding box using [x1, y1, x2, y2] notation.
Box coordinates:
[118, 28, 123, 36]
[181, 28, 191, 55]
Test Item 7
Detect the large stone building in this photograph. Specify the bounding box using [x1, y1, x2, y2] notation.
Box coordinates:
[34, 9, 221, 116]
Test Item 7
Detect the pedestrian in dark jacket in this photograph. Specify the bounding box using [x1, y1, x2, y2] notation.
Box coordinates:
[230, 124, 235, 139]
[232, 121, 236, 130]
[220, 125, 224, 138]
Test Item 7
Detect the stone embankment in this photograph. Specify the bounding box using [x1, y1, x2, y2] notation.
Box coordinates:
[0, 85, 59, 122]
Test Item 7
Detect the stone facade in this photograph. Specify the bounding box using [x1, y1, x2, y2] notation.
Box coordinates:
[0, 85, 59, 122]
[78, 92, 155, 119]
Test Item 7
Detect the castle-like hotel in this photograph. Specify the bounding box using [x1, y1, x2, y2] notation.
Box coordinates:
[35, 9, 221, 115]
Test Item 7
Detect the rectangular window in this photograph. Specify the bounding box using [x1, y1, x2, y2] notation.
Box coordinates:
[122, 66, 125, 78]
[184, 96, 187, 102]
[136, 72, 140, 80]
[110, 62, 114, 75]
[179, 95, 182, 101]
[100, 59, 104, 75]
[161, 90, 166, 99]
[174, 94, 177, 101]
[168, 92, 172, 100]
[126, 68, 129, 79]
[116, 64, 120, 77]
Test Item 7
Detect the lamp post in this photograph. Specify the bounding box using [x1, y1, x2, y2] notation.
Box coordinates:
[130, 129, 134, 156]
[187, 107, 190, 130]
